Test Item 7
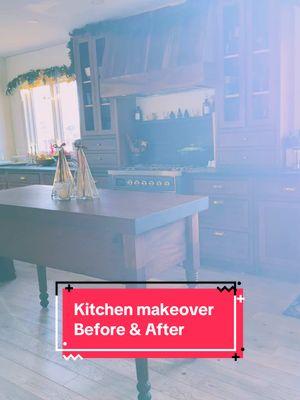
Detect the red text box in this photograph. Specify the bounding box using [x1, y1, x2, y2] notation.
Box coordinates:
[61, 287, 243, 359]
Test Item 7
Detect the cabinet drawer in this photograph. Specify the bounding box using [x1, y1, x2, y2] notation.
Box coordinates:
[41, 173, 55, 185]
[200, 228, 251, 263]
[218, 148, 278, 167]
[7, 173, 40, 187]
[257, 201, 300, 278]
[256, 178, 300, 200]
[193, 178, 249, 196]
[201, 197, 249, 231]
[0, 174, 5, 184]
[218, 132, 276, 147]
[0, 183, 6, 190]
[85, 152, 118, 167]
[82, 137, 117, 152]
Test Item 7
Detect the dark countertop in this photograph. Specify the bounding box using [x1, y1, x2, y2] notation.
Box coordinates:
[1, 164, 299, 177]
[0, 164, 59, 172]
[0, 164, 108, 175]
[0, 185, 208, 234]
[182, 167, 300, 178]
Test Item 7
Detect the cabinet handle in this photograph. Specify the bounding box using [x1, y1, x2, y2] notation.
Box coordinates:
[284, 187, 296, 192]
[97, 143, 102, 146]
[19, 176, 27, 181]
[213, 231, 225, 237]
[213, 184, 223, 189]
[242, 155, 248, 160]
[213, 200, 224, 206]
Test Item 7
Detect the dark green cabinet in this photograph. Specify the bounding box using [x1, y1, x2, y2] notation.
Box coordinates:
[189, 173, 300, 281]
[257, 201, 300, 279]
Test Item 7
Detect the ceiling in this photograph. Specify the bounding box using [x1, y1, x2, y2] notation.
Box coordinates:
[0, 0, 184, 58]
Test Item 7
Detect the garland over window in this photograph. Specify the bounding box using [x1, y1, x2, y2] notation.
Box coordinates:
[6, 65, 74, 95]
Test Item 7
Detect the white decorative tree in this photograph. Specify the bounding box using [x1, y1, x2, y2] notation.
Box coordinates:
[51, 143, 74, 201]
[75, 144, 99, 200]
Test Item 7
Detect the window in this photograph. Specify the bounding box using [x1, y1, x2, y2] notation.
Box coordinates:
[21, 80, 80, 153]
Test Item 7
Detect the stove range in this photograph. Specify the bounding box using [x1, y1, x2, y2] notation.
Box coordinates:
[108, 165, 186, 192]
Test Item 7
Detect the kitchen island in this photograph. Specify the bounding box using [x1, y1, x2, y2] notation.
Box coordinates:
[0, 185, 208, 400]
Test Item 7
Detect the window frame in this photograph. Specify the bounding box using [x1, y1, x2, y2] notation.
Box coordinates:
[20, 80, 79, 153]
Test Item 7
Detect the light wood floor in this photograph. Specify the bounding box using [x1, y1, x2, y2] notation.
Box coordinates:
[0, 262, 300, 400]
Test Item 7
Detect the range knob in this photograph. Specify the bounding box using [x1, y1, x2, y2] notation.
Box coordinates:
[134, 180, 140, 186]
[127, 179, 133, 185]
[156, 181, 162, 186]
[141, 180, 147, 186]
[164, 181, 170, 186]
[148, 181, 155, 186]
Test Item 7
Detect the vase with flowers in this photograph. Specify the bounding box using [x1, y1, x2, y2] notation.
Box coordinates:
[126, 134, 148, 164]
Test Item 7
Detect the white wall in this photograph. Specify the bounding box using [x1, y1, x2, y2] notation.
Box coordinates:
[0, 58, 15, 159]
[5, 43, 69, 156]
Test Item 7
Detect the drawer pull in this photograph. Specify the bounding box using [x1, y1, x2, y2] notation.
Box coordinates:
[19, 176, 27, 181]
[213, 200, 224, 206]
[284, 187, 296, 192]
[213, 231, 225, 237]
[213, 184, 223, 189]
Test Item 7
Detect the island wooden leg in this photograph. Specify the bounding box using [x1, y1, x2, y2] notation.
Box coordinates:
[0, 257, 16, 282]
[185, 213, 200, 287]
[36, 265, 49, 308]
[135, 358, 152, 400]
[123, 234, 152, 400]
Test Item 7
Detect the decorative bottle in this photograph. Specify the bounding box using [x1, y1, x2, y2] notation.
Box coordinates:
[134, 106, 143, 121]
[202, 98, 211, 116]
[177, 108, 183, 118]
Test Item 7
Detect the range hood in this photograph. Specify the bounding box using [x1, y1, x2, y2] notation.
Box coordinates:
[97, 0, 216, 97]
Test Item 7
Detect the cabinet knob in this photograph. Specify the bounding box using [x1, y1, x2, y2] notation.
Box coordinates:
[213, 231, 225, 237]
[242, 155, 248, 160]
[284, 187, 296, 192]
[213, 184, 223, 189]
[212, 200, 224, 206]
[243, 137, 248, 142]
[19, 176, 27, 181]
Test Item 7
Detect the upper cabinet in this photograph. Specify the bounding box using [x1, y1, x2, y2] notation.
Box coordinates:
[218, 0, 278, 131]
[216, 0, 298, 168]
[94, 35, 113, 134]
[247, 0, 279, 128]
[74, 37, 98, 135]
[220, 0, 245, 128]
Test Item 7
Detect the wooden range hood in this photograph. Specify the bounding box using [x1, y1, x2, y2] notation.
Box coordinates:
[73, 0, 216, 97]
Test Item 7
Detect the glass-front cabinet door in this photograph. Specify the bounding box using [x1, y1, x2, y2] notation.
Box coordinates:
[247, 0, 278, 128]
[219, 0, 245, 128]
[94, 35, 113, 134]
[74, 38, 99, 135]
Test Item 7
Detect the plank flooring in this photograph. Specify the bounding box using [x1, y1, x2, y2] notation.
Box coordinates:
[0, 261, 299, 400]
